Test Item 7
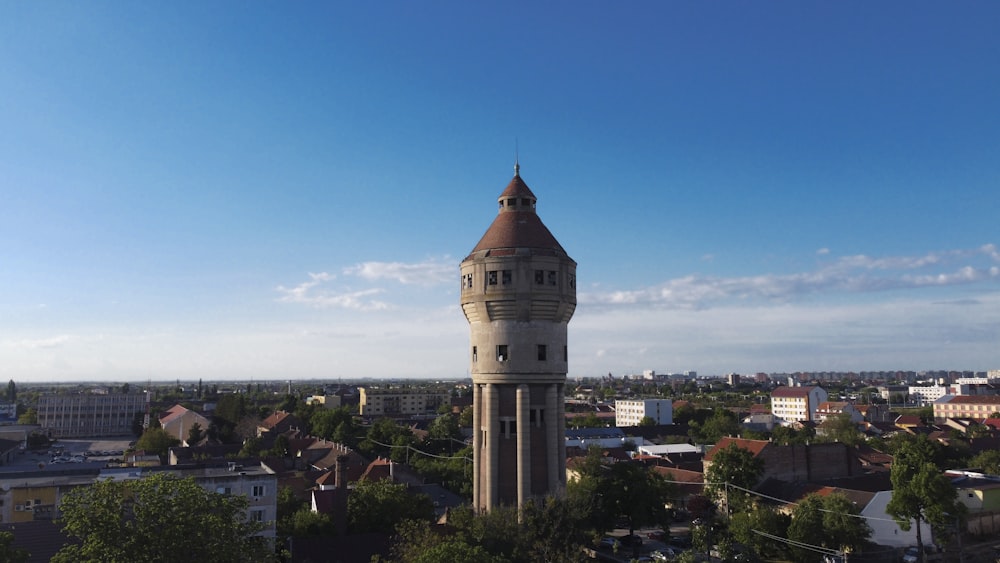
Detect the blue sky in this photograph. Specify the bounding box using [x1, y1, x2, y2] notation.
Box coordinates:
[2, 2, 998, 382]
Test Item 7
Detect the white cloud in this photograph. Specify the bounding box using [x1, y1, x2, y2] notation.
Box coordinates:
[581, 244, 1000, 310]
[816, 248, 830, 255]
[4, 335, 74, 349]
[276, 272, 389, 311]
[344, 257, 454, 285]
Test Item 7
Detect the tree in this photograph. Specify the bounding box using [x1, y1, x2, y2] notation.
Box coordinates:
[971, 449, 1000, 475]
[599, 462, 674, 540]
[639, 415, 657, 426]
[704, 443, 764, 515]
[818, 413, 863, 446]
[0, 530, 29, 563]
[427, 412, 461, 445]
[17, 407, 37, 425]
[728, 504, 790, 559]
[52, 473, 269, 563]
[187, 422, 205, 445]
[689, 408, 740, 444]
[788, 493, 871, 562]
[135, 427, 181, 461]
[310, 407, 358, 445]
[886, 436, 965, 561]
[347, 478, 434, 534]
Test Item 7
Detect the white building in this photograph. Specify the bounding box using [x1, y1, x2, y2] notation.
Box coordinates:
[770, 386, 828, 424]
[615, 399, 673, 426]
[908, 385, 949, 406]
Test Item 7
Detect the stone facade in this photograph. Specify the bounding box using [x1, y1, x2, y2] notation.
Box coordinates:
[462, 164, 576, 511]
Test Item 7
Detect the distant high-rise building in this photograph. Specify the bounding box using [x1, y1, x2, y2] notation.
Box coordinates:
[461, 163, 576, 511]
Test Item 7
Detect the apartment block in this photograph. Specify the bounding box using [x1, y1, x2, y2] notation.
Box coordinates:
[614, 399, 673, 426]
[358, 387, 450, 417]
[37, 392, 148, 438]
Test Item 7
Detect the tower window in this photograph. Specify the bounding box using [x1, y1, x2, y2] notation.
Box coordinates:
[472, 346, 477, 362]
[563, 346, 568, 361]
[487, 271, 498, 285]
[501, 270, 511, 285]
[497, 345, 508, 362]
[507, 198, 516, 207]
[464, 274, 473, 289]
[537, 345, 547, 361]
[521, 198, 531, 207]
[534, 270, 544, 284]
[548, 271, 557, 286]
[569, 274, 576, 289]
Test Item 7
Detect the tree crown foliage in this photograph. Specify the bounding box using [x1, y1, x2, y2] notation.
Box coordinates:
[53, 473, 269, 563]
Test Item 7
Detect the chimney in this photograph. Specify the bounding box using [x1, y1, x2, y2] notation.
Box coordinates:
[335, 454, 349, 490]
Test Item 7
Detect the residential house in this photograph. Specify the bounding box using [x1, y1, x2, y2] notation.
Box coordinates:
[158, 404, 212, 446]
[813, 401, 863, 423]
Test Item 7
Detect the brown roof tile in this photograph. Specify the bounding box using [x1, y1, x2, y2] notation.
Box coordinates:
[465, 172, 570, 259]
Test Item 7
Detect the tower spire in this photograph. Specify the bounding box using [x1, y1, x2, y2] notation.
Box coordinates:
[514, 139, 520, 176]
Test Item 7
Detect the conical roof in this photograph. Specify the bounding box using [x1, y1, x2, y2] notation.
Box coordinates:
[465, 169, 568, 259]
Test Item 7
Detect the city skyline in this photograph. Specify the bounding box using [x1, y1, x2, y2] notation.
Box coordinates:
[2, 3, 998, 382]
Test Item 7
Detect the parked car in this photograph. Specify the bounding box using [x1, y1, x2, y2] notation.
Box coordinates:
[647, 530, 667, 541]
[598, 537, 619, 550]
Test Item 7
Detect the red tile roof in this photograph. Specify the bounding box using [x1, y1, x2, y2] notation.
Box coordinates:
[703, 437, 770, 461]
[771, 386, 817, 398]
[466, 172, 569, 259]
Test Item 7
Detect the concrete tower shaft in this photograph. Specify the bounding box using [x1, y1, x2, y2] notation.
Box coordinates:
[461, 165, 575, 511]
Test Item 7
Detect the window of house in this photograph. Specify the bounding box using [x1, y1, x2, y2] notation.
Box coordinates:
[488, 271, 498, 285]
[250, 509, 264, 522]
[252, 485, 265, 497]
[535, 270, 544, 284]
[497, 345, 508, 362]
[501, 270, 511, 285]
[537, 345, 547, 361]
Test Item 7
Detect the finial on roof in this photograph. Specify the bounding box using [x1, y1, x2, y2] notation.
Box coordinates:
[514, 138, 520, 176]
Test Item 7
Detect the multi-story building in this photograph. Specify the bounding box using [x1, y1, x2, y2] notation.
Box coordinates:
[908, 385, 949, 406]
[462, 163, 576, 512]
[770, 386, 828, 424]
[0, 463, 277, 539]
[37, 392, 148, 438]
[933, 395, 1000, 422]
[358, 387, 450, 417]
[615, 399, 673, 427]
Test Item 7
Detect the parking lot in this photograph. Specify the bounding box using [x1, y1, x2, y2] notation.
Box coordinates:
[13, 437, 135, 471]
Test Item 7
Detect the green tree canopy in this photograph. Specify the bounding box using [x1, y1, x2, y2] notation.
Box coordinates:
[0, 531, 29, 563]
[689, 408, 741, 444]
[787, 493, 871, 562]
[971, 449, 1000, 475]
[135, 427, 181, 461]
[187, 422, 205, 445]
[347, 478, 434, 534]
[886, 435, 965, 560]
[704, 442, 765, 514]
[599, 461, 675, 537]
[52, 473, 269, 563]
